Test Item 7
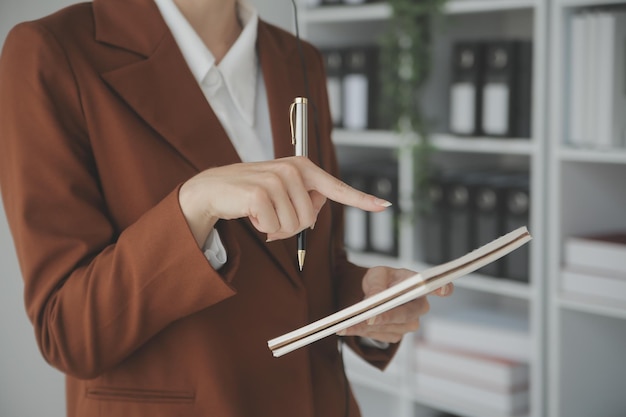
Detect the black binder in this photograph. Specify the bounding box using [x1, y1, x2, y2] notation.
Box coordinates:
[445, 172, 477, 261]
[515, 41, 533, 138]
[502, 174, 531, 282]
[473, 173, 509, 277]
[368, 161, 399, 256]
[322, 49, 345, 128]
[342, 47, 379, 130]
[340, 163, 371, 252]
[421, 174, 449, 265]
[481, 40, 533, 138]
[449, 42, 485, 136]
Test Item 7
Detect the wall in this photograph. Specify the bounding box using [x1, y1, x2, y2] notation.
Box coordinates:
[0, 1, 290, 416]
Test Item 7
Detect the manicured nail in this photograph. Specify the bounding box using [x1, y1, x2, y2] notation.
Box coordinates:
[368, 316, 378, 325]
[337, 329, 347, 336]
[439, 285, 448, 296]
[375, 199, 392, 208]
[266, 237, 274, 243]
[311, 221, 316, 230]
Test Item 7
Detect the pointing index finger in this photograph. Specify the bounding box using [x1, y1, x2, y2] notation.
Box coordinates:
[301, 159, 392, 212]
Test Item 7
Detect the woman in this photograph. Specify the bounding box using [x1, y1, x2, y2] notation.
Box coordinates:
[0, 0, 451, 416]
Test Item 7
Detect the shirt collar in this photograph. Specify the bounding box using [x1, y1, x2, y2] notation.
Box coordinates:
[154, 0, 259, 126]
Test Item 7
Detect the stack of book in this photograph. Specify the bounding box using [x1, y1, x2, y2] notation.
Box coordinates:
[561, 232, 626, 303]
[567, 10, 626, 149]
[415, 307, 531, 416]
[421, 170, 530, 281]
[448, 39, 532, 139]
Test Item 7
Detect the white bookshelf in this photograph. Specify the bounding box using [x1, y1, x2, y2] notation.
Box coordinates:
[547, 0, 626, 415]
[299, 0, 549, 416]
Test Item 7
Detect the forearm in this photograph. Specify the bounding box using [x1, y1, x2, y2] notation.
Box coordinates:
[22, 189, 237, 379]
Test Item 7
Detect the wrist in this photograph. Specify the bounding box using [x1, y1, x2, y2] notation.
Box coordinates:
[179, 181, 219, 247]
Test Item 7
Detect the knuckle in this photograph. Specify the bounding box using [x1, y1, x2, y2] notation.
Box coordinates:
[262, 172, 283, 188]
[249, 186, 270, 206]
[277, 162, 297, 177]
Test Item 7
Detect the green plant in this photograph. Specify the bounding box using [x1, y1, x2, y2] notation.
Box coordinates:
[379, 0, 446, 212]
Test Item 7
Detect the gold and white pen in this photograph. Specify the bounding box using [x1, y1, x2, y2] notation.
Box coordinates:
[290, 97, 308, 271]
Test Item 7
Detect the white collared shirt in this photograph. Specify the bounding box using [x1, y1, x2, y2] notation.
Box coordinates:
[155, 0, 274, 268]
[154, 0, 274, 162]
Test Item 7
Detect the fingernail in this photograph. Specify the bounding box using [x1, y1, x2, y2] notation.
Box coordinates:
[439, 285, 448, 296]
[375, 199, 392, 208]
[266, 237, 274, 243]
[367, 316, 378, 325]
[311, 221, 316, 230]
[337, 329, 347, 336]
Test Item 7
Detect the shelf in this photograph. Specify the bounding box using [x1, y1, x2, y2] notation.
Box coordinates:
[555, 0, 626, 7]
[302, 3, 390, 23]
[333, 129, 535, 155]
[559, 147, 626, 165]
[558, 292, 626, 320]
[332, 129, 408, 149]
[431, 134, 536, 155]
[302, 0, 537, 24]
[445, 0, 537, 14]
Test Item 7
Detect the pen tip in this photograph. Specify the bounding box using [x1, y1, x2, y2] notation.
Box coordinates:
[298, 250, 306, 271]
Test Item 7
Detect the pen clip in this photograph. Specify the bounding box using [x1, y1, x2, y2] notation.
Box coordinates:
[289, 102, 296, 146]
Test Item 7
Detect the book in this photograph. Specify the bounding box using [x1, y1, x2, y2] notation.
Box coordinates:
[421, 306, 530, 362]
[368, 161, 399, 256]
[449, 42, 484, 136]
[480, 40, 532, 139]
[421, 174, 449, 265]
[568, 12, 588, 146]
[564, 232, 626, 275]
[598, 12, 626, 148]
[561, 267, 626, 303]
[340, 163, 371, 252]
[342, 46, 379, 130]
[415, 372, 529, 415]
[268, 226, 532, 357]
[321, 48, 345, 128]
[414, 341, 529, 390]
[502, 173, 530, 282]
[583, 12, 599, 147]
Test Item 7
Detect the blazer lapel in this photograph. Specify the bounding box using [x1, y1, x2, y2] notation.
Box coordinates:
[95, 0, 241, 172]
[94, 1, 305, 285]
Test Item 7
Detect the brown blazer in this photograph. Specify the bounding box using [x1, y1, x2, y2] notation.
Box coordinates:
[0, 1, 396, 416]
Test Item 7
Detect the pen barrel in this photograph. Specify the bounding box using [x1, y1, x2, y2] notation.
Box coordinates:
[293, 98, 308, 158]
[298, 230, 307, 248]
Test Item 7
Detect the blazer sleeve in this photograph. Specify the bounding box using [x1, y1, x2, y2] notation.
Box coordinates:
[308, 45, 400, 370]
[0, 22, 241, 379]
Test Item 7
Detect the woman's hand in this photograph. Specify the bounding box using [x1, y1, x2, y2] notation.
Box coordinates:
[337, 266, 454, 344]
[178, 156, 391, 246]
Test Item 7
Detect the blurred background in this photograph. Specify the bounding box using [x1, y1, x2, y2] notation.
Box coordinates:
[2, 1, 626, 417]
